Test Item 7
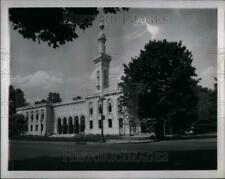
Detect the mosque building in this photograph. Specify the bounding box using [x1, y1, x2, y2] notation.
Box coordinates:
[16, 22, 141, 136]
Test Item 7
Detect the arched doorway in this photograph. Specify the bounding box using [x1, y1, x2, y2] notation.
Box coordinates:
[80, 115, 85, 132]
[74, 116, 79, 134]
[63, 117, 67, 134]
[68, 117, 73, 134]
[57, 118, 62, 134]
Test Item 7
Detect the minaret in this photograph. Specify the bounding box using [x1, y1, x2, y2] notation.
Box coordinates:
[98, 21, 106, 54]
[93, 21, 111, 93]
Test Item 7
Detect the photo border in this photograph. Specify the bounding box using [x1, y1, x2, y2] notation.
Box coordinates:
[1, 0, 225, 178]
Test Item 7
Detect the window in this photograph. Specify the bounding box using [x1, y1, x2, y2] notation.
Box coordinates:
[103, 70, 108, 87]
[41, 124, 44, 131]
[89, 102, 93, 115]
[57, 118, 62, 134]
[31, 111, 33, 121]
[80, 116, 86, 132]
[108, 119, 112, 128]
[30, 125, 33, 131]
[107, 99, 112, 113]
[36, 125, 38, 131]
[98, 120, 102, 129]
[98, 103, 102, 114]
[36, 110, 39, 121]
[96, 70, 100, 89]
[89, 121, 93, 129]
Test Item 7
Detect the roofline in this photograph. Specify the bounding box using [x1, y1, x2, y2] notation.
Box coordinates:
[16, 88, 122, 111]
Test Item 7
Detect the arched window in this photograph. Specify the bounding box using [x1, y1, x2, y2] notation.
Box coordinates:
[74, 116, 79, 134]
[89, 102, 93, 115]
[108, 119, 112, 128]
[63, 117, 67, 134]
[107, 99, 112, 113]
[68, 117, 73, 134]
[57, 118, 62, 134]
[80, 115, 85, 132]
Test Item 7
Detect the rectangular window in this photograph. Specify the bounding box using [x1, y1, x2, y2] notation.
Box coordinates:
[30, 125, 33, 131]
[89, 121, 93, 129]
[98, 120, 102, 129]
[41, 110, 44, 119]
[36, 125, 38, 131]
[41, 124, 44, 131]
[90, 108, 93, 115]
[108, 119, 112, 128]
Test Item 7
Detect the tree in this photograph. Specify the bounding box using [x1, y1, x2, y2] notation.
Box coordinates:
[9, 85, 27, 115]
[9, 8, 128, 48]
[47, 92, 62, 103]
[121, 40, 200, 139]
[34, 99, 47, 105]
[9, 113, 27, 138]
[9, 86, 28, 137]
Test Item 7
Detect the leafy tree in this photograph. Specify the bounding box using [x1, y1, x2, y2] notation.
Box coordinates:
[9, 8, 128, 48]
[9, 85, 27, 115]
[34, 99, 47, 105]
[9, 113, 27, 138]
[9, 86, 28, 137]
[121, 40, 200, 139]
[47, 92, 62, 103]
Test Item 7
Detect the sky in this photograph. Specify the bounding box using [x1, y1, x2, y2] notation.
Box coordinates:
[10, 8, 217, 103]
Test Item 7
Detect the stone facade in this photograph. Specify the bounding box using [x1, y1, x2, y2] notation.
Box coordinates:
[16, 22, 141, 136]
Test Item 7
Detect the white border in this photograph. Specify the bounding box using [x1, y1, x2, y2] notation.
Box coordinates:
[1, 0, 225, 178]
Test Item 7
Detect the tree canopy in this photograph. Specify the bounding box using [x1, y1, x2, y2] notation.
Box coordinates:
[35, 92, 62, 104]
[9, 8, 128, 48]
[9, 85, 27, 115]
[121, 39, 200, 137]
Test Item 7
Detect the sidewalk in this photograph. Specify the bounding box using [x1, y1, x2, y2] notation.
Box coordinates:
[102, 132, 217, 144]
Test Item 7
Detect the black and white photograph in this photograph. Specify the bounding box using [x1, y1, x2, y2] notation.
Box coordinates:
[1, 0, 225, 178]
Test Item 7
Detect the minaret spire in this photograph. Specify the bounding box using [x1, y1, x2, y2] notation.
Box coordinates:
[93, 21, 111, 92]
[98, 21, 106, 54]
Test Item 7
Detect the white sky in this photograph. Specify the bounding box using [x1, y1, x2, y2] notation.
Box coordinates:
[10, 8, 217, 103]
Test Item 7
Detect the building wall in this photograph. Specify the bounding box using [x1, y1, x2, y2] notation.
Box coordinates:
[16, 90, 134, 136]
[85, 93, 121, 135]
[17, 105, 48, 136]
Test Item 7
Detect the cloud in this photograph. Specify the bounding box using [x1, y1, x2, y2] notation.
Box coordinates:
[12, 70, 63, 89]
[124, 18, 160, 41]
[145, 22, 160, 39]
